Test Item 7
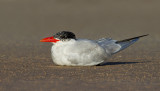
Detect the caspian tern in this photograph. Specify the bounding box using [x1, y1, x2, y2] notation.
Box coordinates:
[40, 31, 148, 66]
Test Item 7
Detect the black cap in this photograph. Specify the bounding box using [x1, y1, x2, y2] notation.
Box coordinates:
[53, 31, 76, 40]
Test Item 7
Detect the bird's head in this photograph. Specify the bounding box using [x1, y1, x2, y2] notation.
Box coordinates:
[40, 31, 76, 43]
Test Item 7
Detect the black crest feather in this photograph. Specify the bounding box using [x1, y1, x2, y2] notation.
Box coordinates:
[53, 31, 76, 40]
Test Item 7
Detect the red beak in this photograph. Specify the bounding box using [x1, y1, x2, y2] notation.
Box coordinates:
[40, 37, 60, 43]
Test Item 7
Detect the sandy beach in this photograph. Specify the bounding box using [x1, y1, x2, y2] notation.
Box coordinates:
[0, 0, 160, 91]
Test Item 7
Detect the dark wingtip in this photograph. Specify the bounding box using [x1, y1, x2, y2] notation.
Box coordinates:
[116, 34, 149, 43]
[138, 34, 149, 38]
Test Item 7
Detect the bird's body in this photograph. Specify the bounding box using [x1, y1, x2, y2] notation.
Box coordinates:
[51, 39, 109, 66]
[40, 31, 148, 66]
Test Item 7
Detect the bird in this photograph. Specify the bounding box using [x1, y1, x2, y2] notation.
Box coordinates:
[40, 31, 148, 66]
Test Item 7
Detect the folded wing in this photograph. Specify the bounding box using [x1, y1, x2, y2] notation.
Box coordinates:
[97, 34, 148, 54]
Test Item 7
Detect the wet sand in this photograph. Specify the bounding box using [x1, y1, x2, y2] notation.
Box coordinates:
[0, 0, 160, 91]
[1, 49, 160, 91]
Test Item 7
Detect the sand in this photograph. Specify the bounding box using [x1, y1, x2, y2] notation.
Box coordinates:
[0, 0, 160, 91]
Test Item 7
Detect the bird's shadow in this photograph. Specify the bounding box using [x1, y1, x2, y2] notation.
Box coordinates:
[96, 62, 143, 66]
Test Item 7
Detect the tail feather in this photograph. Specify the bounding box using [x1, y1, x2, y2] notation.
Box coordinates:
[114, 34, 149, 54]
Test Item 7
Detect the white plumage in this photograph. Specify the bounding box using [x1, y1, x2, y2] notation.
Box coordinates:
[40, 31, 148, 66]
[51, 39, 112, 66]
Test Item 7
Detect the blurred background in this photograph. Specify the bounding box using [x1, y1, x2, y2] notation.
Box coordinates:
[0, 0, 159, 58]
[0, 0, 159, 43]
[0, 0, 160, 59]
[0, 1, 160, 90]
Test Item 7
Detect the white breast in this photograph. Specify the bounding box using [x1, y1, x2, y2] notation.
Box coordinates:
[51, 39, 110, 66]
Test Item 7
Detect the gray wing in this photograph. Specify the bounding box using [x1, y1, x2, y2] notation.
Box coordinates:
[97, 38, 121, 54]
[97, 34, 148, 55]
